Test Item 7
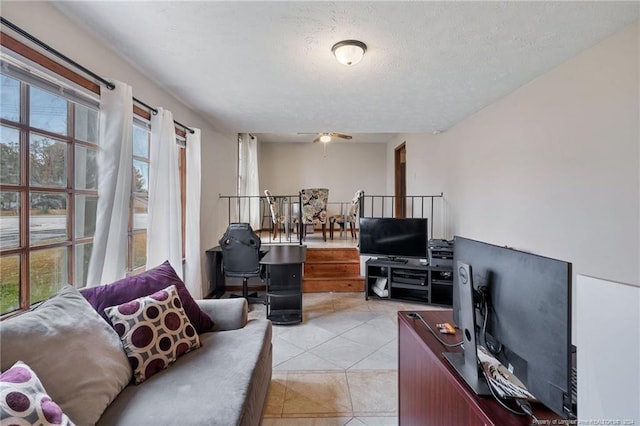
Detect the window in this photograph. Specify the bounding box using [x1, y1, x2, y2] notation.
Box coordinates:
[129, 121, 150, 273]
[1, 36, 190, 316]
[0, 71, 99, 315]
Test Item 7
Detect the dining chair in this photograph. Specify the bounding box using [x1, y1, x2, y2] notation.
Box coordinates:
[329, 189, 364, 240]
[264, 190, 287, 239]
[298, 188, 329, 242]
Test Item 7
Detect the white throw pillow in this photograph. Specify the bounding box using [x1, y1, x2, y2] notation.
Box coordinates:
[104, 285, 201, 384]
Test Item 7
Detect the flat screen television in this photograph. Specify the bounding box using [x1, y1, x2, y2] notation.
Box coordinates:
[452, 236, 574, 418]
[358, 217, 428, 260]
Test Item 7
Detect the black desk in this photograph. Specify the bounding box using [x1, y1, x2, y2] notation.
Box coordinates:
[205, 246, 269, 298]
[260, 245, 306, 325]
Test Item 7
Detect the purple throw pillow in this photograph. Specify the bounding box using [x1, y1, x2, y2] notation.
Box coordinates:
[80, 261, 214, 334]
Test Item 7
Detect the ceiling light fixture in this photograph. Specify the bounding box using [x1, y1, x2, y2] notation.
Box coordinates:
[331, 40, 367, 66]
[319, 134, 332, 143]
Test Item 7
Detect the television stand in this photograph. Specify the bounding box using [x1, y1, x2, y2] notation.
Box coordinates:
[376, 256, 408, 264]
[365, 258, 453, 306]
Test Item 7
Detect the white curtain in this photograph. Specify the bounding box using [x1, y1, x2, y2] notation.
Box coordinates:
[86, 80, 133, 286]
[147, 108, 183, 277]
[184, 129, 203, 298]
[238, 133, 260, 229]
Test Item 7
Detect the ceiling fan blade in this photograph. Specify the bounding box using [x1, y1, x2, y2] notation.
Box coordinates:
[312, 136, 321, 143]
[330, 133, 353, 140]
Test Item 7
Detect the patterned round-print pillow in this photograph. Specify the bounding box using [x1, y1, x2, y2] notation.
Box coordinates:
[104, 284, 201, 384]
[0, 360, 75, 425]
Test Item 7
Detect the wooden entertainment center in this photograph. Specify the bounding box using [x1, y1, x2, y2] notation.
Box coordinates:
[398, 310, 562, 425]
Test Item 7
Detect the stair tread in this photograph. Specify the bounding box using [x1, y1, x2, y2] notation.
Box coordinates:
[307, 247, 357, 250]
[303, 276, 364, 280]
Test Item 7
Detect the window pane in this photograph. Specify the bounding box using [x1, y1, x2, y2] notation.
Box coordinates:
[133, 160, 148, 193]
[133, 196, 148, 230]
[75, 194, 97, 238]
[132, 232, 146, 269]
[30, 247, 67, 304]
[29, 192, 68, 245]
[133, 125, 149, 158]
[74, 145, 97, 189]
[29, 134, 68, 188]
[0, 75, 20, 122]
[29, 86, 68, 135]
[0, 191, 20, 249]
[75, 104, 99, 144]
[0, 254, 21, 315]
[75, 242, 92, 287]
[1, 126, 20, 185]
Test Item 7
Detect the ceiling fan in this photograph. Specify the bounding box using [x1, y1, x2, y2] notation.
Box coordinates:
[298, 132, 353, 143]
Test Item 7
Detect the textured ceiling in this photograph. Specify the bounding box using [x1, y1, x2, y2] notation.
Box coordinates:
[53, 1, 639, 143]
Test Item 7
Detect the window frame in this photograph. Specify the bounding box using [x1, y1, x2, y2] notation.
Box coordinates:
[0, 33, 189, 317]
[1, 70, 99, 313]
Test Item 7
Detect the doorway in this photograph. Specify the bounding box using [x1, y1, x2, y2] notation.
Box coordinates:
[394, 143, 406, 218]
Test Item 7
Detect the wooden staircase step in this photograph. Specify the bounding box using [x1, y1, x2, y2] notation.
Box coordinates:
[303, 276, 365, 293]
[305, 247, 360, 262]
[304, 261, 361, 277]
[301, 247, 363, 292]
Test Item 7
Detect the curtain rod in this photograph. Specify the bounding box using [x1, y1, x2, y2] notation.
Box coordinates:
[1, 17, 195, 134]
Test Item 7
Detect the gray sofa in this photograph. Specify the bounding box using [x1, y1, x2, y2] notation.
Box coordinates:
[1, 286, 273, 426]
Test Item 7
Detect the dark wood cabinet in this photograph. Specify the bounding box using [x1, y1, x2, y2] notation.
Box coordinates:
[398, 310, 561, 425]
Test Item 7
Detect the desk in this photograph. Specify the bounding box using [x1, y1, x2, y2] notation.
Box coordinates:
[261, 245, 306, 325]
[398, 310, 561, 425]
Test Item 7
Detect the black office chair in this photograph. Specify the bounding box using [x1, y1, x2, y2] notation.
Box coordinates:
[218, 223, 265, 304]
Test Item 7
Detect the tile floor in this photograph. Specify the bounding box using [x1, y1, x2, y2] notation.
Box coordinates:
[248, 292, 444, 426]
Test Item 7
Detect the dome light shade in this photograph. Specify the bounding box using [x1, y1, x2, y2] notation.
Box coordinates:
[319, 134, 332, 143]
[331, 40, 367, 66]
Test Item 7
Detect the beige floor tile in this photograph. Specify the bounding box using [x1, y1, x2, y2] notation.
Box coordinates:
[278, 322, 338, 351]
[348, 340, 397, 371]
[272, 336, 306, 367]
[309, 336, 379, 370]
[262, 418, 353, 426]
[347, 370, 398, 416]
[282, 372, 353, 417]
[275, 351, 343, 371]
[263, 289, 440, 423]
[264, 372, 288, 417]
[352, 416, 398, 426]
[340, 322, 395, 349]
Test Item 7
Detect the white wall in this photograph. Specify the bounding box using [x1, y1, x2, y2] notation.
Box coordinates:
[576, 275, 640, 422]
[400, 22, 639, 286]
[259, 141, 387, 216]
[2, 1, 238, 296]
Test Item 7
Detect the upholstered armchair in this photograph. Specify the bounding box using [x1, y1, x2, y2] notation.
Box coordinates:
[264, 190, 287, 239]
[298, 188, 329, 242]
[329, 189, 364, 240]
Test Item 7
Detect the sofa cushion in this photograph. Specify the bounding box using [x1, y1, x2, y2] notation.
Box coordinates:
[96, 319, 273, 426]
[0, 361, 74, 426]
[80, 260, 214, 334]
[104, 285, 201, 384]
[0, 286, 132, 426]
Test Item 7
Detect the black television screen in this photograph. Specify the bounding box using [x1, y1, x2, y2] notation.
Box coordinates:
[358, 217, 428, 260]
[452, 236, 573, 418]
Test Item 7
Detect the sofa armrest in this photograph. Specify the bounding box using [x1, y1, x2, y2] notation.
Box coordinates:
[196, 298, 248, 331]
